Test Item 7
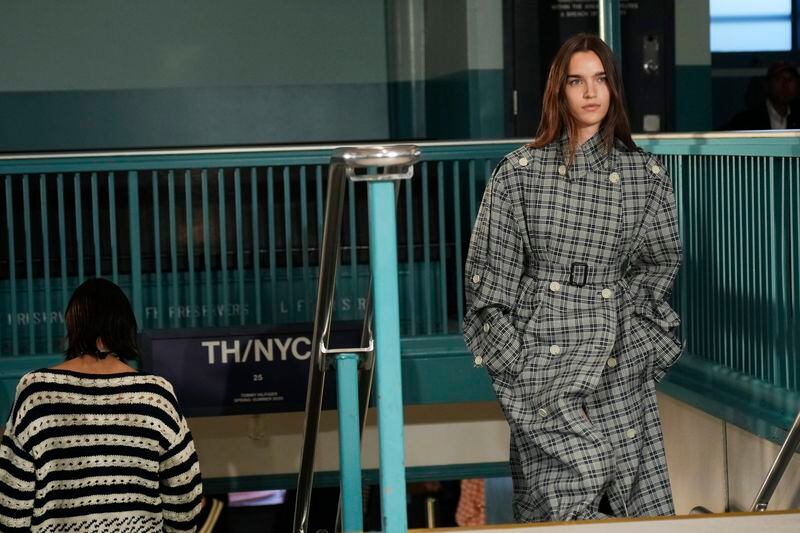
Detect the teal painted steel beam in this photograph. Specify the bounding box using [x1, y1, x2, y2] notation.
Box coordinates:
[368, 180, 408, 533]
[598, 0, 622, 59]
[335, 353, 364, 533]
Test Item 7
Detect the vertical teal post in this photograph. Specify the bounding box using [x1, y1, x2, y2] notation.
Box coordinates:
[367, 181, 407, 533]
[127, 171, 143, 326]
[598, 0, 621, 59]
[335, 353, 364, 533]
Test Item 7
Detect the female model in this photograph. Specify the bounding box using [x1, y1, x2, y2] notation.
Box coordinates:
[464, 33, 682, 521]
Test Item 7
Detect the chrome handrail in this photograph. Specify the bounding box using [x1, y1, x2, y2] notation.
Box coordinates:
[750, 408, 800, 511]
[293, 145, 420, 533]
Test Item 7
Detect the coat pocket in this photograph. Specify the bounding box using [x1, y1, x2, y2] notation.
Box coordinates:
[480, 310, 524, 377]
[637, 314, 682, 382]
[512, 276, 545, 330]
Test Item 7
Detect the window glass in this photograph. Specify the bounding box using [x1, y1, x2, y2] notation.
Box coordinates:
[710, 0, 792, 51]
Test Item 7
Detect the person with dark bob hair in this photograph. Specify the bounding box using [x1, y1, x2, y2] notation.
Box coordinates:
[64, 276, 140, 363]
[464, 34, 682, 521]
[0, 278, 203, 531]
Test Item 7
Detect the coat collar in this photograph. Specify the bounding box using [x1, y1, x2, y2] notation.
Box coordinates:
[557, 131, 616, 177]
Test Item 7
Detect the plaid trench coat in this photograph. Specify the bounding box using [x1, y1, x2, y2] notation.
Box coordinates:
[463, 132, 682, 522]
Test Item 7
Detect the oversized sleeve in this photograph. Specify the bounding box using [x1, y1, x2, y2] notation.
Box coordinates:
[160, 400, 203, 532]
[0, 383, 36, 533]
[462, 163, 527, 376]
[625, 157, 683, 380]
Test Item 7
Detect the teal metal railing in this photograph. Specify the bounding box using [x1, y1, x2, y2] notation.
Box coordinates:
[0, 142, 513, 357]
[2, 133, 800, 401]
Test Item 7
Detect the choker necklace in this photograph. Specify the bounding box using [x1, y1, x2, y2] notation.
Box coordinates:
[91, 349, 117, 360]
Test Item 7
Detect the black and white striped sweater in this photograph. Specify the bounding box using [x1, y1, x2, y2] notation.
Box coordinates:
[0, 369, 203, 532]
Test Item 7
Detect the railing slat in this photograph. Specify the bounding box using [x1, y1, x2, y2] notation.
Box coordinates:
[421, 162, 432, 334]
[56, 174, 68, 321]
[108, 172, 119, 284]
[453, 161, 463, 325]
[234, 168, 246, 326]
[91, 172, 101, 277]
[283, 167, 294, 322]
[5, 176, 18, 355]
[218, 169, 230, 327]
[23, 175, 35, 354]
[168, 170, 180, 328]
[74, 173, 85, 283]
[39, 174, 52, 354]
[251, 167, 262, 323]
[127, 171, 143, 325]
[152, 171, 164, 329]
[436, 161, 448, 333]
[405, 174, 416, 336]
[300, 166, 311, 321]
[267, 167, 277, 323]
[185, 169, 197, 328]
[202, 169, 214, 327]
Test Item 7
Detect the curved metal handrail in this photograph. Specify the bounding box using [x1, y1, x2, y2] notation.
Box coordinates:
[293, 145, 419, 533]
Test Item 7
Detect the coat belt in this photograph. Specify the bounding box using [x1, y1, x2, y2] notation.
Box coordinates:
[527, 262, 624, 287]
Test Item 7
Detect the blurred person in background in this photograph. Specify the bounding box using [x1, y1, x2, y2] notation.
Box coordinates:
[723, 61, 800, 130]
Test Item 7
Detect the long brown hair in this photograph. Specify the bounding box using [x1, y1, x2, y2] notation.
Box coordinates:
[530, 33, 635, 163]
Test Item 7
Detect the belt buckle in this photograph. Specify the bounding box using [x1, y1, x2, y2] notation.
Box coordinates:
[569, 262, 588, 287]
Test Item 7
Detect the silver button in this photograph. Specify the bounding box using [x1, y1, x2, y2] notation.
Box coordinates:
[549, 281, 561, 292]
[549, 345, 562, 356]
[471, 274, 481, 284]
[651, 165, 661, 175]
[558, 165, 567, 176]
[607, 357, 617, 368]
[601, 288, 614, 299]
[609, 172, 620, 184]
[519, 157, 528, 167]
[538, 408, 548, 418]
[483, 323, 491, 333]
[626, 428, 637, 439]
[474, 355, 483, 366]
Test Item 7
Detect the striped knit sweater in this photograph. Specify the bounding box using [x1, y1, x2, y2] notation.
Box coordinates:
[0, 369, 203, 532]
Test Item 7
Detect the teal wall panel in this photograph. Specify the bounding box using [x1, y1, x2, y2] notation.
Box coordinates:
[468, 69, 505, 139]
[0, 84, 390, 152]
[675, 65, 712, 132]
[422, 69, 504, 140]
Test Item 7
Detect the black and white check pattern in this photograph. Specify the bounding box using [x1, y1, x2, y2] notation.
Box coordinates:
[463, 132, 682, 522]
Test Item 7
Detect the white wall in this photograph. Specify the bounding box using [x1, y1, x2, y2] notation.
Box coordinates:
[190, 392, 800, 516]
